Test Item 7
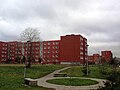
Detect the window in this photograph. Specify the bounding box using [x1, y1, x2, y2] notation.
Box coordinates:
[80, 37, 83, 41]
[53, 42, 55, 45]
[56, 55, 58, 57]
[55, 46, 58, 49]
[56, 42, 59, 45]
[52, 55, 55, 57]
[36, 43, 39, 46]
[36, 55, 39, 58]
[56, 51, 58, 53]
[80, 52, 83, 55]
[44, 43, 46, 45]
[44, 47, 46, 49]
[48, 47, 50, 49]
[36, 51, 39, 54]
[36, 48, 39, 50]
[44, 51, 46, 53]
[55, 60, 58, 62]
[52, 46, 55, 49]
[80, 47, 83, 50]
[2, 55, 4, 57]
[53, 46, 59, 49]
[48, 42, 50, 45]
[80, 57, 83, 59]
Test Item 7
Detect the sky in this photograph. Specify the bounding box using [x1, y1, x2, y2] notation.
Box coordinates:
[0, 0, 120, 57]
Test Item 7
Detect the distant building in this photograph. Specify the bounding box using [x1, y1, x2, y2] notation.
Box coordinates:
[88, 55, 94, 64]
[101, 51, 113, 63]
[88, 54, 100, 64]
[88, 51, 113, 64]
[0, 41, 8, 63]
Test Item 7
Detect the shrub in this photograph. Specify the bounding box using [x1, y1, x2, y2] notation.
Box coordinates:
[82, 67, 90, 76]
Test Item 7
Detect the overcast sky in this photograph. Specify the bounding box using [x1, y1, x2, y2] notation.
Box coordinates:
[0, 0, 120, 57]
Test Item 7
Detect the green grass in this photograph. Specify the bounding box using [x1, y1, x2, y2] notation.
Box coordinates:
[60, 65, 112, 79]
[0, 64, 65, 90]
[47, 78, 98, 86]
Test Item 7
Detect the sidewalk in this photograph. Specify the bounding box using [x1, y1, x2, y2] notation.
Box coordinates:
[36, 67, 107, 90]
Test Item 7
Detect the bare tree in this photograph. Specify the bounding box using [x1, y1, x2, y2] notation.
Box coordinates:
[20, 27, 41, 68]
[20, 27, 40, 42]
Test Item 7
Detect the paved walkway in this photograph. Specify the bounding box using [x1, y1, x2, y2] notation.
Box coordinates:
[36, 67, 107, 90]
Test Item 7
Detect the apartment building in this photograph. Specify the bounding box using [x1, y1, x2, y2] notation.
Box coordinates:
[23, 42, 41, 63]
[101, 51, 113, 62]
[60, 34, 87, 65]
[0, 34, 88, 64]
[0, 41, 8, 63]
[88, 51, 113, 64]
[42, 40, 60, 64]
[7, 41, 23, 63]
[88, 54, 100, 64]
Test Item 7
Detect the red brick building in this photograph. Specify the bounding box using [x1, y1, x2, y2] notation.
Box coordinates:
[88, 51, 113, 64]
[0, 41, 8, 63]
[0, 41, 41, 64]
[88, 55, 94, 64]
[60, 34, 87, 65]
[101, 51, 113, 63]
[0, 34, 88, 64]
[7, 41, 23, 63]
[93, 54, 100, 63]
[42, 40, 60, 64]
[24, 42, 41, 63]
[0, 35, 114, 65]
[88, 54, 100, 64]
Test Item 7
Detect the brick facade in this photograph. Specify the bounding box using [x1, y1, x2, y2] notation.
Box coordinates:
[60, 34, 87, 64]
[0, 34, 88, 64]
[42, 40, 60, 64]
[0, 41, 8, 63]
[101, 51, 113, 63]
[88, 51, 113, 64]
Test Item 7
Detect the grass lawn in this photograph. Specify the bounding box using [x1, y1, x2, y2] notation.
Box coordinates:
[47, 78, 98, 86]
[0, 64, 65, 90]
[60, 65, 112, 79]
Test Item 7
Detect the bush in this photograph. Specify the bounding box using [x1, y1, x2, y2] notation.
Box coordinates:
[99, 63, 112, 75]
[82, 67, 90, 76]
[98, 71, 120, 90]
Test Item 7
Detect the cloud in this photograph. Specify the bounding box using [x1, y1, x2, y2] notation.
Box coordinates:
[0, 0, 120, 56]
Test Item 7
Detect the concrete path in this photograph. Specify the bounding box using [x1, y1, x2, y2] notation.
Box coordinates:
[36, 67, 107, 90]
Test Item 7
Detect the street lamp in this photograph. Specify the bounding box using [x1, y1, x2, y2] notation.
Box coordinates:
[24, 40, 30, 78]
[86, 44, 89, 76]
[27, 40, 31, 68]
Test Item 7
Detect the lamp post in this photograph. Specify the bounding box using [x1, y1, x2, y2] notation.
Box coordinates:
[24, 40, 30, 78]
[86, 44, 89, 76]
[27, 40, 31, 68]
[24, 61, 26, 78]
